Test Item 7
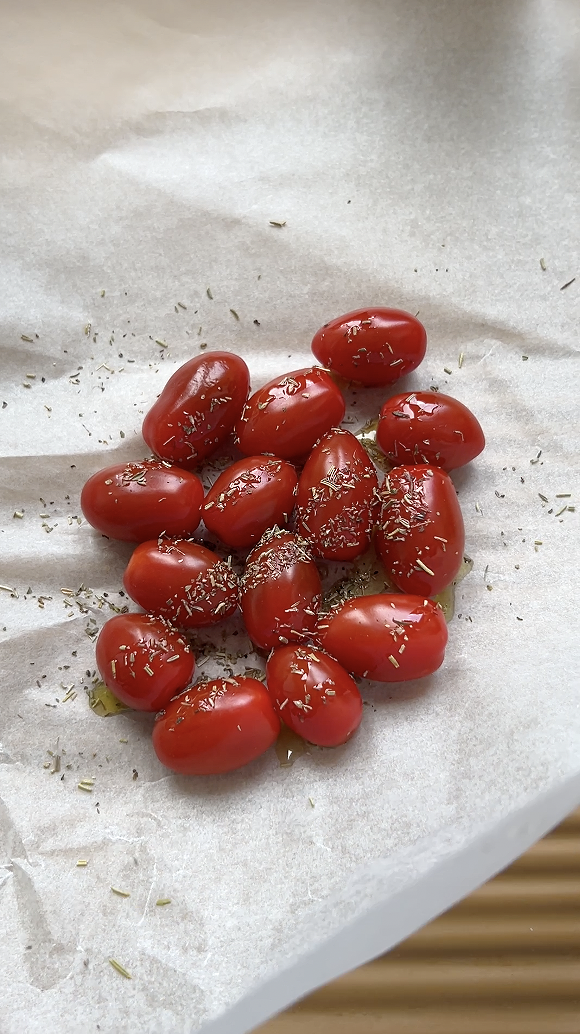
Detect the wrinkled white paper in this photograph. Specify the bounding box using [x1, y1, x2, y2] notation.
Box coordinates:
[1, 2, 579, 1032]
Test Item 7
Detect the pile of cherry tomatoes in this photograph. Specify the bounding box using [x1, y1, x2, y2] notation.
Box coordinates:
[81, 307, 485, 776]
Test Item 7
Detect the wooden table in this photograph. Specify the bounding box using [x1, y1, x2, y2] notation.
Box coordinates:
[258, 809, 580, 1034]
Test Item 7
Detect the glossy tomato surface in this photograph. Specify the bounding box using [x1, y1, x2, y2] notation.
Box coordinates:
[240, 529, 321, 650]
[235, 367, 345, 461]
[266, 645, 363, 747]
[311, 308, 427, 386]
[152, 676, 280, 775]
[81, 459, 204, 542]
[204, 455, 298, 549]
[376, 465, 464, 596]
[123, 539, 239, 629]
[317, 594, 448, 682]
[95, 613, 195, 711]
[376, 391, 485, 471]
[295, 428, 379, 561]
[142, 351, 250, 469]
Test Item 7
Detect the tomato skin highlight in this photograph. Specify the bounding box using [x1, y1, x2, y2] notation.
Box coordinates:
[295, 427, 379, 561]
[376, 391, 485, 471]
[123, 539, 239, 630]
[95, 613, 195, 711]
[311, 308, 427, 387]
[235, 367, 345, 461]
[81, 459, 204, 542]
[317, 594, 448, 682]
[240, 529, 322, 651]
[152, 677, 280, 775]
[375, 465, 464, 596]
[203, 455, 298, 549]
[142, 351, 250, 469]
[266, 645, 363, 747]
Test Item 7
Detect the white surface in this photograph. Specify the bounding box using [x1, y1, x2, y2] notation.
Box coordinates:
[1, 2, 579, 1032]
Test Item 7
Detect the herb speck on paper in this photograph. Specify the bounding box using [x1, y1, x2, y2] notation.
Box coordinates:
[109, 958, 132, 979]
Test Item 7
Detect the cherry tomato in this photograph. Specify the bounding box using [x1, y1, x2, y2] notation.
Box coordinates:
[235, 367, 345, 461]
[203, 455, 298, 549]
[295, 428, 379, 561]
[376, 391, 485, 471]
[80, 459, 204, 542]
[375, 465, 464, 596]
[311, 307, 426, 387]
[152, 676, 280, 775]
[95, 613, 195, 711]
[317, 594, 448, 682]
[123, 539, 239, 629]
[142, 351, 250, 469]
[266, 645, 363, 746]
[240, 529, 321, 650]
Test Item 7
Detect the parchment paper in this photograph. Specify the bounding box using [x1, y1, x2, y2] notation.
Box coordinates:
[1, 2, 579, 1032]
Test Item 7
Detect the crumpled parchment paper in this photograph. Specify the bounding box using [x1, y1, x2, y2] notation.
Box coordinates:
[1, 2, 579, 1032]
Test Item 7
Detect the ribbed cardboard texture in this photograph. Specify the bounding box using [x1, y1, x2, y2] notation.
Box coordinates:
[260, 810, 580, 1034]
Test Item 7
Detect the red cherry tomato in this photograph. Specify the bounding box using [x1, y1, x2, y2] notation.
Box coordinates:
[311, 307, 426, 387]
[376, 391, 485, 471]
[295, 428, 379, 561]
[95, 613, 195, 711]
[375, 465, 464, 596]
[203, 456, 298, 549]
[235, 367, 345, 461]
[142, 351, 250, 469]
[240, 529, 322, 650]
[123, 539, 239, 629]
[152, 676, 280, 775]
[81, 459, 204, 542]
[317, 594, 448, 682]
[266, 645, 362, 747]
